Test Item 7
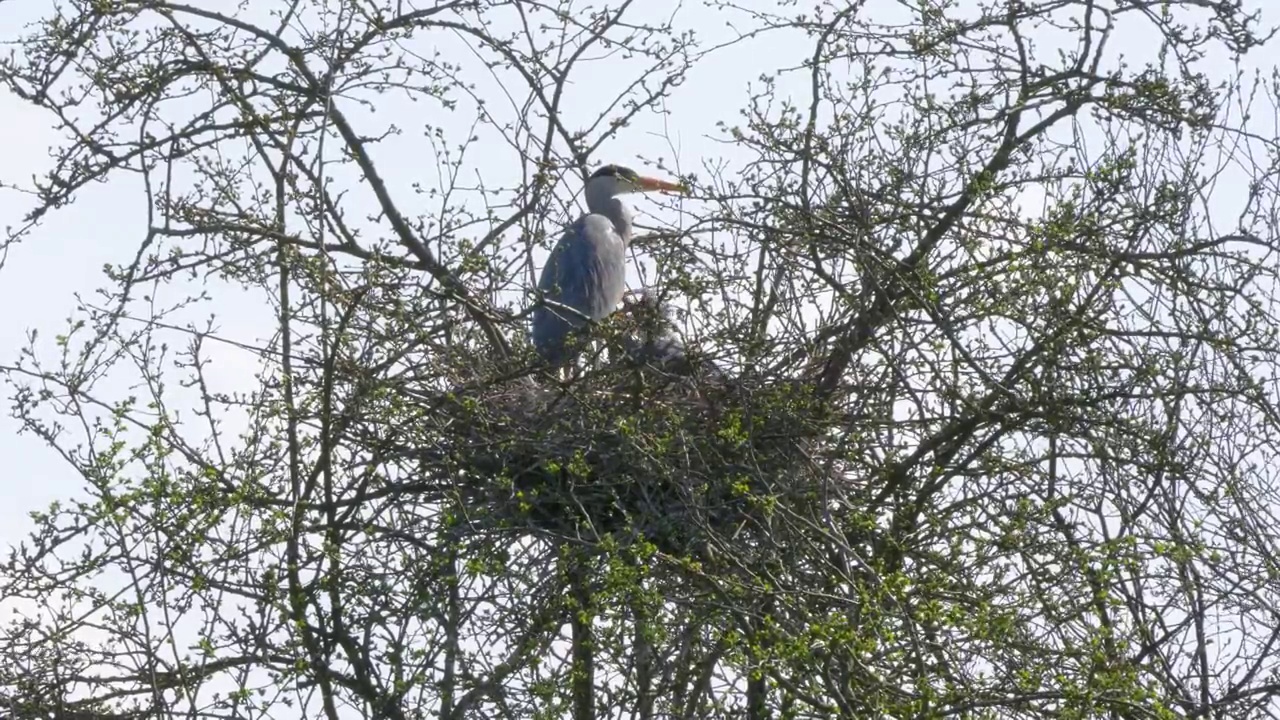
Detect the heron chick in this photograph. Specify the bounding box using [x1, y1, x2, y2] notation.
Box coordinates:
[530, 164, 688, 369]
[621, 290, 725, 381]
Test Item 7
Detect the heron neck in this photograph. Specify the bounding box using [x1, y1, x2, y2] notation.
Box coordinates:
[585, 186, 633, 242]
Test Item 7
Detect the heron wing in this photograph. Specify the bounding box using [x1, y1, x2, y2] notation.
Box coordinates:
[531, 215, 626, 362]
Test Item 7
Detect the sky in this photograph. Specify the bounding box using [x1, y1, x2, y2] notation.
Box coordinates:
[0, 4, 821, 712]
[0, 0, 815, 547]
[2, 0, 1280, 713]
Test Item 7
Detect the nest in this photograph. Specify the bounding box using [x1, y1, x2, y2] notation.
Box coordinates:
[355, 296, 850, 570]
[423, 357, 835, 562]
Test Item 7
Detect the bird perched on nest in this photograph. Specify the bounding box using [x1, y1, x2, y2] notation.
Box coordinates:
[620, 290, 726, 381]
[530, 164, 688, 374]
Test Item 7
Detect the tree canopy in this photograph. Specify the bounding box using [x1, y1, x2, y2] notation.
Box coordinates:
[3, 0, 1280, 718]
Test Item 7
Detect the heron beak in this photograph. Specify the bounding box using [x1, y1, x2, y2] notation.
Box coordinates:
[634, 175, 689, 194]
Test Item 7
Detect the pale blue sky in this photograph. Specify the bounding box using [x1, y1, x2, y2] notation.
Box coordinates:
[3, 1, 1280, 715]
[0, 7, 823, 706]
[1, 0, 1277, 563]
[0, 0, 832, 550]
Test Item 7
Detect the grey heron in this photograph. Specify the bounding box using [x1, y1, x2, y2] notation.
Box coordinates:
[621, 290, 726, 381]
[530, 164, 687, 370]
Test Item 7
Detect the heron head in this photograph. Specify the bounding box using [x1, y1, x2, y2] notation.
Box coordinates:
[588, 164, 688, 197]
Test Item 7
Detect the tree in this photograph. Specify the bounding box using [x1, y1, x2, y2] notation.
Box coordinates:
[3, 0, 1280, 717]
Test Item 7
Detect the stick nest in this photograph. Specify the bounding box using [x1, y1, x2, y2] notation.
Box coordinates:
[420, 358, 839, 564]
